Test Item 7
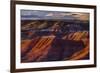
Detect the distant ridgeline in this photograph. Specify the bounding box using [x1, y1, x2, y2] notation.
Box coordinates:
[21, 20, 89, 31]
[21, 20, 89, 39]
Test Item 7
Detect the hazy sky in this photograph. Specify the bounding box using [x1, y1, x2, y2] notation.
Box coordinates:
[21, 10, 89, 21]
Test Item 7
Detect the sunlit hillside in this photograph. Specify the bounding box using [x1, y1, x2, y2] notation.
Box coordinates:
[21, 20, 89, 63]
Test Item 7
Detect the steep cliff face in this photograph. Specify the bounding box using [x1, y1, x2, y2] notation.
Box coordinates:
[21, 33, 89, 62]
